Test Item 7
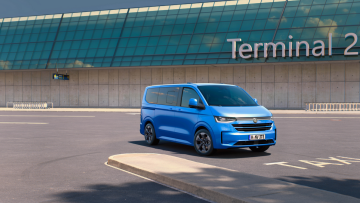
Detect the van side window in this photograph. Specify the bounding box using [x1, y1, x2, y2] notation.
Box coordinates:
[145, 88, 159, 104]
[158, 87, 179, 106]
[181, 88, 201, 108]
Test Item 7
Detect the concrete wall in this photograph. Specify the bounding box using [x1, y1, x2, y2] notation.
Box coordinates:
[0, 61, 359, 109]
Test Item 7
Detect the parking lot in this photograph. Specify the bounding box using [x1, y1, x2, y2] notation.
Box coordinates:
[1, 111, 360, 202]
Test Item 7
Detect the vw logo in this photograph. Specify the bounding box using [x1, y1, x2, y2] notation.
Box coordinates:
[253, 118, 258, 123]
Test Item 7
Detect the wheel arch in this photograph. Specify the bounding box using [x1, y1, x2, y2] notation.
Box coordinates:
[193, 122, 214, 137]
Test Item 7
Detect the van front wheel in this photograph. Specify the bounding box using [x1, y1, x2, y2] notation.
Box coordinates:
[249, 145, 270, 152]
[194, 129, 214, 156]
[144, 123, 159, 145]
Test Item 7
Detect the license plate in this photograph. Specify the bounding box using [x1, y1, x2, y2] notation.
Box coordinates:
[249, 134, 265, 140]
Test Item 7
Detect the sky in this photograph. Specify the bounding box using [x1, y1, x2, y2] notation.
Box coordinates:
[0, 0, 212, 18]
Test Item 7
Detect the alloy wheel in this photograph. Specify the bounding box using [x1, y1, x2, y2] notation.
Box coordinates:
[195, 132, 212, 153]
[144, 125, 153, 143]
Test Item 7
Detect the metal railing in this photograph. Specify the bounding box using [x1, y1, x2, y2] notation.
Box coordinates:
[6, 102, 53, 109]
[306, 103, 360, 111]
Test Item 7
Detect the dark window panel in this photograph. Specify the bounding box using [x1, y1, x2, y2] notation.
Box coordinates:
[265, 18, 280, 29]
[221, 11, 234, 21]
[240, 20, 254, 31]
[253, 19, 267, 30]
[346, 14, 360, 25]
[333, 15, 348, 25]
[350, 2, 360, 13]
[300, 28, 316, 39]
[292, 17, 307, 28]
[245, 9, 258, 20]
[257, 9, 270, 19]
[275, 29, 290, 40]
[232, 10, 246, 21]
[283, 7, 297, 18]
[322, 4, 338, 15]
[260, 2, 273, 9]
[305, 16, 320, 27]
[309, 5, 324, 16]
[217, 21, 231, 32]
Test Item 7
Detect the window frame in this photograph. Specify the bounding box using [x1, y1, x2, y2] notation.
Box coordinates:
[179, 86, 203, 108]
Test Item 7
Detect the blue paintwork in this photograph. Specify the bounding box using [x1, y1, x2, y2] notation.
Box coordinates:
[140, 83, 276, 149]
[188, 98, 198, 107]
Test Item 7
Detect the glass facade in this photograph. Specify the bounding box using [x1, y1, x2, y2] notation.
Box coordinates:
[0, 0, 360, 70]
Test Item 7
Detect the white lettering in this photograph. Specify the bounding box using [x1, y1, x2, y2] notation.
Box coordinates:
[227, 38, 242, 59]
[254, 43, 263, 58]
[289, 35, 293, 57]
[344, 33, 358, 56]
[329, 33, 332, 56]
[264, 42, 286, 58]
[296, 41, 309, 57]
[239, 43, 252, 59]
[312, 40, 325, 57]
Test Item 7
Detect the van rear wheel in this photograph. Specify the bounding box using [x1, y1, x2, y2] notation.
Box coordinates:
[144, 123, 159, 145]
[249, 145, 270, 152]
[194, 129, 214, 156]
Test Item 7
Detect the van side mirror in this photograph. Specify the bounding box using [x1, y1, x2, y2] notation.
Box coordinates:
[189, 98, 205, 109]
[253, 98, 258, 104]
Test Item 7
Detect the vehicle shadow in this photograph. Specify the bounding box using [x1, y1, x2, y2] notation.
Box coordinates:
[129, 140, 271, 159]
[47, 182, 207, 203]
[278, 176, 360, 199]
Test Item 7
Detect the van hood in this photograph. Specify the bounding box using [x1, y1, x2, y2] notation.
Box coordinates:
[208, 106, 272, 117]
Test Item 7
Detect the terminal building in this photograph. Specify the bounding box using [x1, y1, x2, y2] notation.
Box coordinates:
[0, 0, 359, 109]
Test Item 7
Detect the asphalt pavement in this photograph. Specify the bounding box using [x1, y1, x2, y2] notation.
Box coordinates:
[1, 111, 360, 202]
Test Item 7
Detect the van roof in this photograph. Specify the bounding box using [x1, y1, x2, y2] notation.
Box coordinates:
[147, 83, 237, 88]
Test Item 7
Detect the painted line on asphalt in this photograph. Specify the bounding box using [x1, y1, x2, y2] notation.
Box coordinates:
[126, 113, 141, 115]
[104, 162, 214, 203]
[274, 117, 360, 118]
[0, 115, 95, 117]
[0, 122, 48, 124]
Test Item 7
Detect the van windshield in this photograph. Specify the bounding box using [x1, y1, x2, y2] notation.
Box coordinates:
[197, 85, 258, 107]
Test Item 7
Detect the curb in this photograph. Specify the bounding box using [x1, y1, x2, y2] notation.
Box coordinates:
[107, 155, 247, 203]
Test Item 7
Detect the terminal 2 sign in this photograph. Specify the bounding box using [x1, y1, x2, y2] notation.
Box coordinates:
[227, 33, 359, 59]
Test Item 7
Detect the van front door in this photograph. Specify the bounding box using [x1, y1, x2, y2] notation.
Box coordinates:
[172, 87, 202, 144]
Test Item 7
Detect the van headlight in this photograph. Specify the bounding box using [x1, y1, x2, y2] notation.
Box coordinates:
[214, 116, 237, 123]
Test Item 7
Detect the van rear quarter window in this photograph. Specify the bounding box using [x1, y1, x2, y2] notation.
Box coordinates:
[158, 87, 179, 106]
[145, 88, 159, 104]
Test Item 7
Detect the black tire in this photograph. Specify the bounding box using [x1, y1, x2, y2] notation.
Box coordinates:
[194, 129, 214, 156]
[249, 145, 270, 152]
[144, 123, 159, 145]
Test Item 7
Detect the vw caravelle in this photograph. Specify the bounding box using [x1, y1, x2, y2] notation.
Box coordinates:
[140, 83, 276, 156]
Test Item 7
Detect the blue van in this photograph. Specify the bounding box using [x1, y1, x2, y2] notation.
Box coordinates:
[140, 83, 276, 156]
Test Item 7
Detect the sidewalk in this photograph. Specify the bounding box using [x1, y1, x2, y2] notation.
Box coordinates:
[107, 153, 359, 203]
[1, 107, 359, 114]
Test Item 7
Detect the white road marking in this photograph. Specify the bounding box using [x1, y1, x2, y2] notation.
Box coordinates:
[264, 162, 307, 169]
[0, 122, 48, 125]
[299, 160, 343, 168]
[126, 113, 141, 115]
[0, 115, 95, 117]
[104, 162, 214, 203]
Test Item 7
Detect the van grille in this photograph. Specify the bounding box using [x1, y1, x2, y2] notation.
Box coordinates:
[232, 123, 272, 132]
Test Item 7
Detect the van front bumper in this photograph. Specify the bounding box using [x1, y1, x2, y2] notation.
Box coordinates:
[219, 130, 276, 149]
